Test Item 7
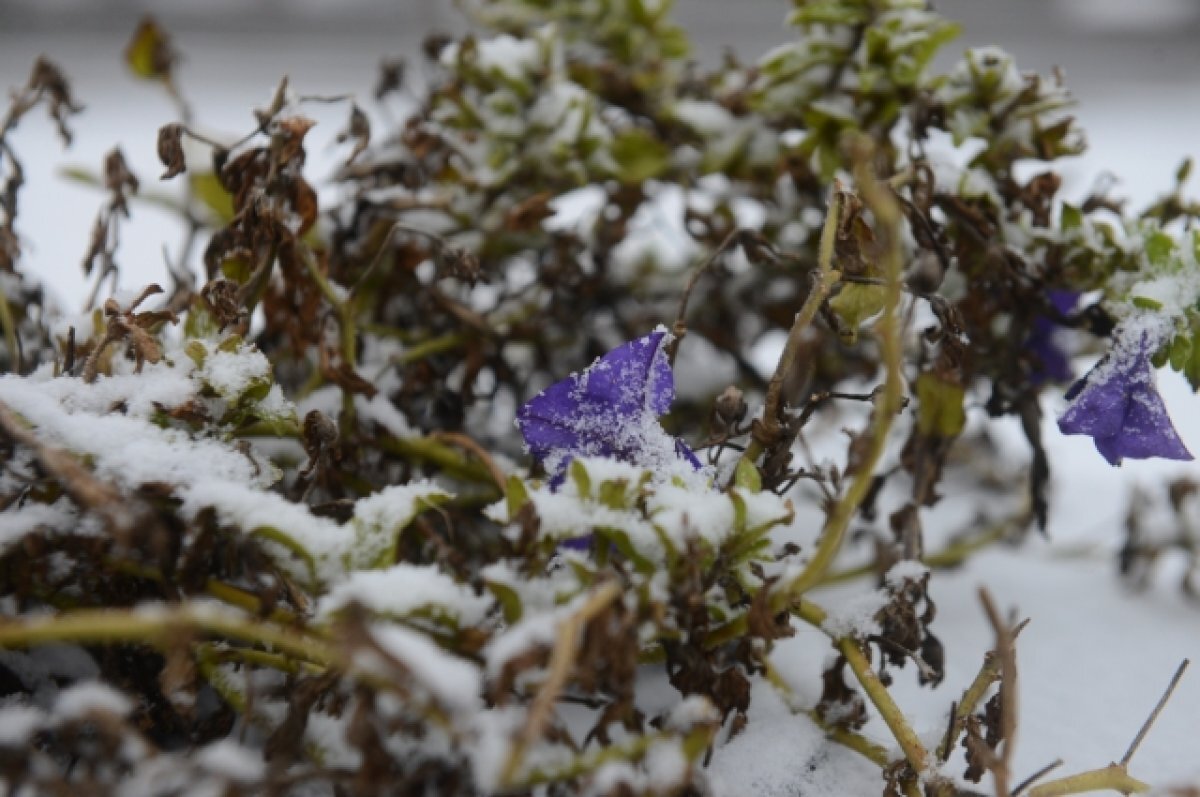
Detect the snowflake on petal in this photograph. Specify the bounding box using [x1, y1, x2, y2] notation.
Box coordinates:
[516, 328, 701, 478]
[1058, 323, 1193, 466]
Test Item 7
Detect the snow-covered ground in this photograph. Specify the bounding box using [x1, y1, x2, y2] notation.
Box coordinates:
[2, 17, 1199, 795]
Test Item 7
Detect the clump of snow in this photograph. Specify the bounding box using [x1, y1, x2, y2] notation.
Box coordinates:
[0, 500, 78, 555]
[0, 705, 46, 746]
[318, 563, 491, 627]
[54, 681, 134, 721]
[355, 391, 417, 438]
[643, 739, 689, 791]
[647, 484, 736, 548]
[820, 588, 888, 639]
[348, 481, 450, 567]
[194, 739, 266, 783]
[365, 622, 482, 716]
[885, 560, 930, 586]
[199, 345, 272, 401]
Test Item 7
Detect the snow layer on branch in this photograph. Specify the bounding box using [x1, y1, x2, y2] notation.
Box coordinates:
[318, 563, 491, 627]
[368, 622, 482, 715]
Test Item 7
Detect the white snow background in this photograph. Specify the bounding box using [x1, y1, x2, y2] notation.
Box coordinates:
[2, 8, 1199, 794]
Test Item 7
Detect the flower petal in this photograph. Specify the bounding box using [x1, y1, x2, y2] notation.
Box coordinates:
[516, 329, 694, 475]
[1058, 322, 1193, 465]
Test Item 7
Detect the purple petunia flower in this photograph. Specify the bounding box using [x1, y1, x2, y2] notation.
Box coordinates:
[1027, 290, 1079, 385]
[1057, 323, 1193, 466]
[516, 328, 701, 478]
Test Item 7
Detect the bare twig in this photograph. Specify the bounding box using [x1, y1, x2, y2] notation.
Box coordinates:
[1012, 759, 1064, 796]
[1120, 658, 1190, 766]
[500, 582, 622, 787]
[665, 227, 741, 365]
[979, 588, 1019, 796]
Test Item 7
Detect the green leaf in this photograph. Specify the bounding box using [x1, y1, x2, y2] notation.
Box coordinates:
[787, 2, 869, 27]
[486, 580, 523, 624]
[915, 372, 966, 438]
[1187, 331, 1200, 391]
[610, 128, 670, 185]
[569, 459, 592, 498]
[1144, 230, 1175, 269]
[1132, 296, 1164, 311]
[505, 474, 530, 519]
[597, 479, 628, 510]
[829, 283, 887, 344]
[189, 172, 235, 225]
[733, 458, 762, 493]
[1060, 203, 1082, 232]
[251, 525, 319, 588]
[184, 340, 208, 367]
[1177, 157, 1193, 185]
[1169, 334, 1192, 372]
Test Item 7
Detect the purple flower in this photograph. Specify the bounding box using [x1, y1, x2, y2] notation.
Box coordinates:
[1027, 290, 1078, 385]
[1058, 326, 1193, 465]
[516, 329, 701, 477]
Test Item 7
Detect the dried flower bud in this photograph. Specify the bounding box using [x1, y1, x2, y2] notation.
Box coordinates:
[710, 385, 747, 436]
[905, 250, 944, 294]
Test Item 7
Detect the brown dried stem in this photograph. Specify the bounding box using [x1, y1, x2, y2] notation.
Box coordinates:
[500, 582, 622, 788]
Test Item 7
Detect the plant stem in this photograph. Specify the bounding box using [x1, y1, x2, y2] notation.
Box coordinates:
[820, 519, 1011, 588]
[737, 187, 844, 473]
[838, 637, 929, 774]
[500, 582, 622, 788]
[782, 151, 906, 599]
[0, 605, 334, 667]
[1026, 764, 1150, 797]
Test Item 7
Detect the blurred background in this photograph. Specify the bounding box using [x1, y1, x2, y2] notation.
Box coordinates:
[4, 0, 1200, 305]
[1, 0, 1198, 535]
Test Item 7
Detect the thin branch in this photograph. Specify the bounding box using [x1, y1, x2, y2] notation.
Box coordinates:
[665, 227, 741, 365]
[1012, 759, 1064, 796]
[500, 582, 622, 787]
[1120, 658, 1189, 766]
[979, 587, 1019, 796]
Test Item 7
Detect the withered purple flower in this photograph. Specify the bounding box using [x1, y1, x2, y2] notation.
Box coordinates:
[516, 329, 701, 477]
[1058, 325, 1193, 465]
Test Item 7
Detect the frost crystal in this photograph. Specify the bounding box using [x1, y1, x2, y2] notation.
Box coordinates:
[1058, 321, 1193, 465]
[515, 329, 701, 477]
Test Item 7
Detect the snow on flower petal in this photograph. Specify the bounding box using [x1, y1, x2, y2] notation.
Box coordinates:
[1058, 321, 1193, 465]
[515, 328, 701, 476]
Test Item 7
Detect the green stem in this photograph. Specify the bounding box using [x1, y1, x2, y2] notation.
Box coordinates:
[820, 520, 1010, 588]
[782, 157, 906, 599]
[738, 188, 844, 472]
[838, 638, 929, 773]
[298, 243, 360, 430]
[380, 434, 496, 484]
[937, 651, 1000, 762]
[0, 280, 20, 373]
[0, 606, 334, 667]
[791, 596, 933, 787]
[1026, 764, 1149, 797]
[391, 332, 467, 368]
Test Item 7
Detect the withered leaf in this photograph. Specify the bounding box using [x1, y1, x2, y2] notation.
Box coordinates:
[374, 58, 406, 100]
[273, 116, 316, 166]
[28, 57, 83, 144]
[336, 104, 371, 165]
[104, 147, 139, 215]
[157, 123, 187, 179]
[504, 191, 555, 232]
